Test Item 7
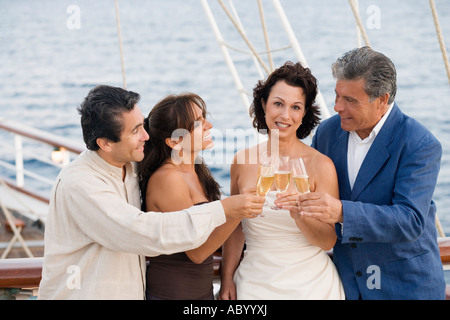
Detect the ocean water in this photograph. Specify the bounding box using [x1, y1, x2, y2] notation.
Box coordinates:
[1, 0, 450, 233]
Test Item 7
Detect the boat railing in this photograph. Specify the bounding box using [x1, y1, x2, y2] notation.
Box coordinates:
[0, 118, 84, 211]
[1, 241, 450, 300]
[0, 257, 43, 299]
[0, 253, 224, 299]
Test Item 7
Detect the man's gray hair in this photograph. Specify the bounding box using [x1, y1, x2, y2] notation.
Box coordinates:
[332, 46, 397, 104]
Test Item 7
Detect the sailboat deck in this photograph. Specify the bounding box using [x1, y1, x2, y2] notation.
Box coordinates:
[0, 208, 45, 259]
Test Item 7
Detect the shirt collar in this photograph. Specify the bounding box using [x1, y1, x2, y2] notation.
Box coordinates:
[86, 149, 134, 180]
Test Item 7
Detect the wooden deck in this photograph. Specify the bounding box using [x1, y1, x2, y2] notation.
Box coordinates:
[0, 209, 45, 259]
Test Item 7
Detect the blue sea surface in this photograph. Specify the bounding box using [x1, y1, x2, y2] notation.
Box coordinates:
[1, 0, 450, 233]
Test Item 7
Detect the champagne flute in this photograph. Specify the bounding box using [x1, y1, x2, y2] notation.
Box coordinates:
[291, 158, 310, 194]
[256, 153, 274, 215]
[272, 156, 290, 210]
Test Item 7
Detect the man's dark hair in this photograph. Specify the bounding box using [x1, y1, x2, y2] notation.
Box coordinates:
[77, 85, 141, 150]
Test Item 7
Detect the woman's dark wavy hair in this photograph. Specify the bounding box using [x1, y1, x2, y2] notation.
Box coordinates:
[138, 93, 221, 210]
[249, 61, 321, 139]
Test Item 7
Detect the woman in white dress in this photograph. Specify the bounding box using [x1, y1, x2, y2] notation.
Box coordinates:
[219, 62, 345, 300]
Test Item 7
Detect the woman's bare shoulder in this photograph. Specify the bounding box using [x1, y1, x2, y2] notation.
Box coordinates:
[147, 165, 193, 211]
[233, 144, 262, 166]
[307, 145, 335, 170]
[148, 166, 190, 196]
[149, 164, 181, 183]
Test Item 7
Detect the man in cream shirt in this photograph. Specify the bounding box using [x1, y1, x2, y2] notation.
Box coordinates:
[38, 85, 263, 299]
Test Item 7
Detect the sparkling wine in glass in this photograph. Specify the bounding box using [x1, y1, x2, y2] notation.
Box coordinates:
[257, 167, 274, 197]
[291, 158, 310, 194]
[272, 156, 290, 210]
[256, 153, 274, 215]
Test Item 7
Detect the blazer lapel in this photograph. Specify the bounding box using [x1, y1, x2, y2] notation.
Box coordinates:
[350, 104, 401, 201]
[332, 129, 352, 200]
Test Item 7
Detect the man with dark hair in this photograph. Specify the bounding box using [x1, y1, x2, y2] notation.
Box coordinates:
[38, 85, 263, 299]
[299, 47, 446, 299]
[78, 85, 142, 150]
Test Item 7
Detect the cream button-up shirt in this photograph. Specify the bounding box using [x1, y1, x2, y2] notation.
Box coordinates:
[38, 150, 226, 300]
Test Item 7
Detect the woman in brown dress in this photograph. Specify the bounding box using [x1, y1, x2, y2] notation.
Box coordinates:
[138, 93, 241, 300]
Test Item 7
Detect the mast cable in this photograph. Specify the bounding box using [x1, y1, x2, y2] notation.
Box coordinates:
[429, 0, 450, 87]
[115, 0, 127, 89]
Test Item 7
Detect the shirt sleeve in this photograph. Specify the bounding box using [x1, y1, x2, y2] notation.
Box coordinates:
[55, 176, 226, 256]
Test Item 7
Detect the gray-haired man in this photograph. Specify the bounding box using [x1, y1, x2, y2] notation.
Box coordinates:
[302, 47, 445, 299]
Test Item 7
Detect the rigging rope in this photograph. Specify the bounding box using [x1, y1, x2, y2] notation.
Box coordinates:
[217, 0, 270, 75]
[257, 0, 274, 72]
[348, 0, 371, 47]
[429, 0, 449, 236]
[115, 0, 127, 89]
[429, 0, 450, 87]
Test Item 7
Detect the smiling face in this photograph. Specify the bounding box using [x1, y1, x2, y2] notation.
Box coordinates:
[334, 78, 389, 139]
[171, 102, 214, 161]
[191, 103, 214, 152]
[263, 80, 306, 139]
[103, 105, 149, 167]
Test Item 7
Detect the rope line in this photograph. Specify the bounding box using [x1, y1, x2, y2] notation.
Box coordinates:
[217, 0, 270, 75]
[348, 0, 371, 47]
[257, 0, 274, 72]
[115, 0, 127, 89]
[429, 0, 450, 86]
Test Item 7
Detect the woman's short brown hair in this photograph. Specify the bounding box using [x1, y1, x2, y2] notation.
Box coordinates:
[249, 61, 321, 139]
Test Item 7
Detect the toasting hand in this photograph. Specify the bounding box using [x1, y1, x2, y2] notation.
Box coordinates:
[221, 194, 265, 219]
[296, 192, 343, 224]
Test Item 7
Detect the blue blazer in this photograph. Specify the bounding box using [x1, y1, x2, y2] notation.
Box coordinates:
[312, 104, 446, 299]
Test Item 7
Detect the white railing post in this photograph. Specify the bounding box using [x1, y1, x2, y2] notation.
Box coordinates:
[14, 134, 24, 188]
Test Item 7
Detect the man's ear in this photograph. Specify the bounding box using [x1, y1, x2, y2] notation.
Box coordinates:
[96, 137, 112, 152]
[378, 93, 390, 109]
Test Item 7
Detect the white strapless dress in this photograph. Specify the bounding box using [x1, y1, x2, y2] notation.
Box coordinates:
[234, 191, 345, 300]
